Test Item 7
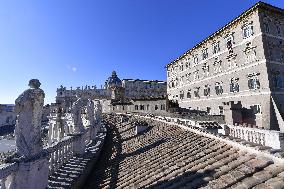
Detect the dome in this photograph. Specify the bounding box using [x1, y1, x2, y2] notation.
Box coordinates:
[105, 71, 122, 89]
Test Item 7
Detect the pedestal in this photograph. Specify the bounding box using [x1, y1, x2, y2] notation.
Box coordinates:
[8, 156, 49, 189]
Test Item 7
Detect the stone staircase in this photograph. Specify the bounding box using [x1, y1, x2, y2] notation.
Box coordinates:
[83, 114, 284, 189]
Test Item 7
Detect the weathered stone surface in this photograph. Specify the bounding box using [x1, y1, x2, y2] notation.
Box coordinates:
[14, 79, 45, 158]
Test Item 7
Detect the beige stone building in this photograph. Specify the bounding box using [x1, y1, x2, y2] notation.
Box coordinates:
[122, 79, 167, 99]
[166, 2, 284, 131]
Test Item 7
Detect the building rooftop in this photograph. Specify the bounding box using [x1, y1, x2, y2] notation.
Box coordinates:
[166, 1, 284, 68]
[122, 79, 166, 83]
[84, 114, 284, 188]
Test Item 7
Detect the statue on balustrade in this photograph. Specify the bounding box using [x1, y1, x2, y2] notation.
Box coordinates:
[94, 100, 102, 125]
[86, 99, 95, 126]
[71, 92, 86, 133]
[14, 79, 45, 158]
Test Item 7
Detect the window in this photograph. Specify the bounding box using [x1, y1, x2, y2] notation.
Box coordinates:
[264, 23, 270, 33]
[140, 105, 145, 110]
[277, 25, 281, 36]
[204, 85, 210, 96]
[146, 104, 149, 110]
[155, 105, 159, 110]
[180, 63, 184, 71]
[135, 105, 139, 110]
[213, 57, 222, 73]
[225, 34, 234, 50]
[180, 90, 184, 99]
[247, 73, 260, 90]
[161, 104, 166, 110]
[207, 107, 211, 114]
[185, 57, 190, 68]
[171, 80, 175, 88]
[219, 106, 224, 115]
[202, 48, 208, 60]
[251, 105, 261, 114]
[193, 55, 199, 64]
[193, 70, 199, 80]
[187, 89, 191, 98]
[243, 23, 254, 38]
[215, 82, 223, 95]
[273, 71, 284, 89]
[202, 63, 209, 77]
[230, 78, 239, 93]
[212, 42, 220, 54]
[194, 87, 200, 98]
[185, 73, 191, 83]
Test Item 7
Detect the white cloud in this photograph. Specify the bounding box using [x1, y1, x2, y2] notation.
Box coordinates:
[67, 65, 77, 72]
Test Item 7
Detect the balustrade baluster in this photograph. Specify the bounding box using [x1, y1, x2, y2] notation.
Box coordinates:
[1, 176, 7, 189]
[262, 133, 265, 146]
[59, 147, 62, 167]
[49, 152, 55, 173]
[54, 149, 59, 171]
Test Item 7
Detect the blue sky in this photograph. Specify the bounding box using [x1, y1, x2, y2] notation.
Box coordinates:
[0, 0, 284, 104]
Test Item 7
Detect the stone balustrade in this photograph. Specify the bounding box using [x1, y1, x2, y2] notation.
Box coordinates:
[134, 113, 284, 150]
[0, 80, 105, 189]
[45, 135, 76, 174]
[0, 124, 101, 188]
[227, 124, 284, 149]
[128, 113, 284, 161]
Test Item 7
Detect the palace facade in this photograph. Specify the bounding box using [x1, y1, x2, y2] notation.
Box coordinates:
[166, 2, 284, 130]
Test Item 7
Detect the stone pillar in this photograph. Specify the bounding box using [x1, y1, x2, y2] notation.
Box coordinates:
[255, 114, 262, 129]
[223, 101, 242, 125]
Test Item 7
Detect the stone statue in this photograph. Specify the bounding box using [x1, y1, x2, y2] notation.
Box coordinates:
[94, 100, 102, 125]
[14, 79, 45, 158]
[86, 99, 95, 126]
[71, 92, 86, 133]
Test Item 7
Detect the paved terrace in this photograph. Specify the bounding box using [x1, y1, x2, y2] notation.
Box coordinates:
[84, 114, 284, 189]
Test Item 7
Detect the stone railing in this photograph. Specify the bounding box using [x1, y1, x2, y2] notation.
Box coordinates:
[128, 113, 284, 158]
[0, 80, 106, 189]
[0, 119, 104, 189]
[0, 115, 103, 188]
[45, 135, 76, 174]
[227, 124, 284, 149]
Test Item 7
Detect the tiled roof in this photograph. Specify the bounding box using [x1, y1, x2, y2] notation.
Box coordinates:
[84, 114, 284, 188]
